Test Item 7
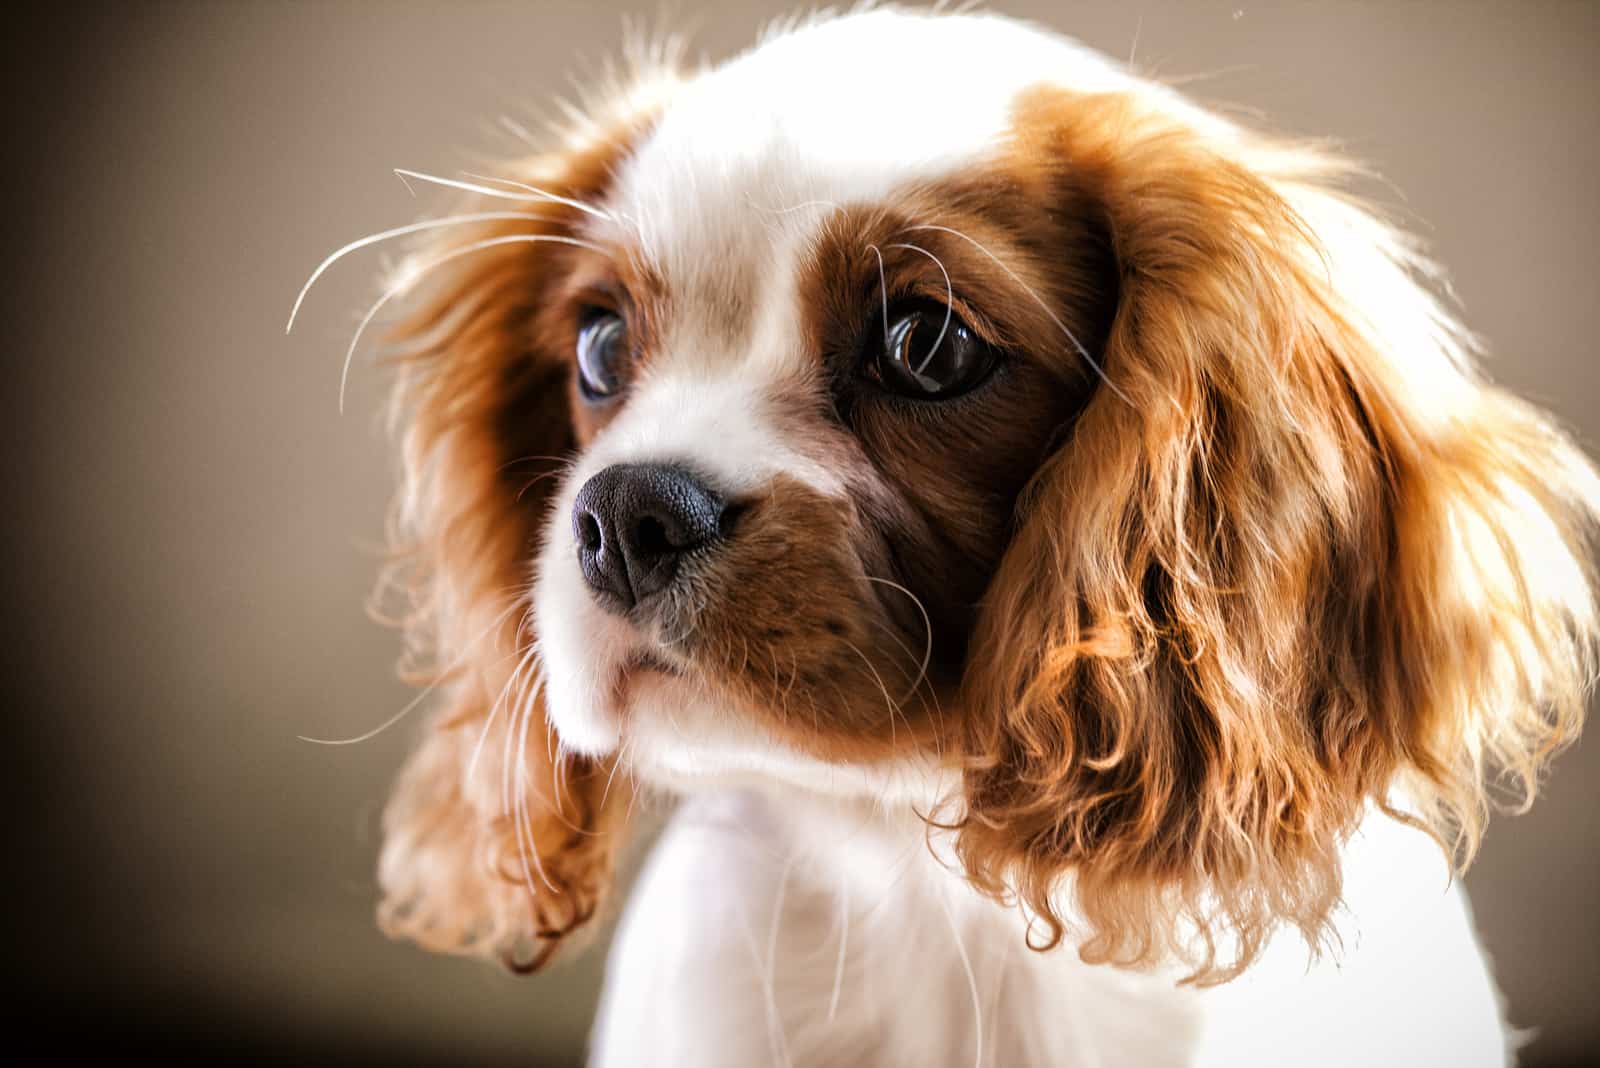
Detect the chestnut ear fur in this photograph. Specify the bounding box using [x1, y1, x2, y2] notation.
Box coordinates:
[955, 90, 1600, 984]
[366, 44, 681, 969]
[372, 158, 632, 973]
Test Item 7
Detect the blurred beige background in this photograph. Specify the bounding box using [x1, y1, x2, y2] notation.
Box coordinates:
[8, 2, 1596, 1064]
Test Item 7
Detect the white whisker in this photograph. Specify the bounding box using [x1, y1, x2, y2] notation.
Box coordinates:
[285, 212, 545, 333]
[903, 223, 1135, 406]
[827, 877, 850, 1023]
[511, 678, 558, 894]
[981, 935, 1012, 1068]
[764, 853, 797, 1068]
[866, 243, 891, 352]
[298, 594, 525, 745]
[937, 888, 985, 1068]
[862, 575, 934, 704]
[467, 632, 540, 786]
[461, 171, 620, 223]
[296, 687, 432, 747]
[598, 737, 633, 813]
[843, 637, 909, 746]
[887, 242, 954, 379]
[395, 167, 614, 221]
[749, 196, 842, 216]
[338, 232, 602, 412]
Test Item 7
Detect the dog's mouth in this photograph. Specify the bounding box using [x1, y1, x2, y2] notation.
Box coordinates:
[623, 648, 681, 678]
[608, 647, 686, 713]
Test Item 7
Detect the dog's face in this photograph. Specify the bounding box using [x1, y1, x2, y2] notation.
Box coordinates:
[532, 18, 1122, 788]
[372, 10, 1596, 982]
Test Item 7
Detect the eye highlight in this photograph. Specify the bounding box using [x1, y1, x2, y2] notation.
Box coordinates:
[868, 301, 997, 399]
[576, 310, 628, 400]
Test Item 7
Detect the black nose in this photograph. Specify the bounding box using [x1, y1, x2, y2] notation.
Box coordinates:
[572, 463, 728, 609]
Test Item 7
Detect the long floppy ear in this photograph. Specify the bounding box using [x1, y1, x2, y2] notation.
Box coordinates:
[372, 130, 645, 972]
[957, 90, 1600, 984]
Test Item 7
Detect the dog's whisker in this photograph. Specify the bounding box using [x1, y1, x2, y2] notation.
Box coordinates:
[842, 637, 912, 747]
[860, 609, 949, 766]
[299, 593, 525, 746]
[827, 874, 850, 1024]
[461, 170, 622, 228]
[598, 737, 632, 814]
[512, 683, 559, 894]
[902, 222, 1138, 407]
[886, 242, 954, 377]
[286, 211, 546, 333]
[498, 453, 578, 474]
[468, 629, 542, 787]
[866, 243, 891, 352]
[746, 194, 842, 216]
[761, 852, 797, 1068]
[862, 575, 935, 703]
[394, 167, 615, 221]
[936, 887, 984, 1068]
[339, 233, 603, 413]
[515, 469, 567, 503]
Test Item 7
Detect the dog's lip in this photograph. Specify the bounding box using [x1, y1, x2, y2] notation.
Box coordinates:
[622, 648, 682, 677]
[608, 647, 684, 719]
[611, 647, 684, 694]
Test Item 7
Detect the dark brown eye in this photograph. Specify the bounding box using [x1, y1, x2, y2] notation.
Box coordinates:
[576, 311, 627, 399]
[872, 303, 996, 399]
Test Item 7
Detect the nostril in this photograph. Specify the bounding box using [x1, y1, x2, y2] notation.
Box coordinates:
[633, 514, 673, 556]
[570, 462, 730, 611]
[717, 501, 745, 540]
[576, 511, 603, 552]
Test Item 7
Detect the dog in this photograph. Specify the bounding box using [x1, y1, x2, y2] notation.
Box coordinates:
[341, 9, 1597, 1065]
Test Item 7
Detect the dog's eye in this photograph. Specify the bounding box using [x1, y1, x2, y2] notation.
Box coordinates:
[871, 304, 996, 399]
[576, 311, 627, 399]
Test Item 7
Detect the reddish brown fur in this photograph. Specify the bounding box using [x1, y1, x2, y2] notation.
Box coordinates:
[374, 123, 650, 970]
[374, 76, 1597, 989]
[951, 87, 1599, 982]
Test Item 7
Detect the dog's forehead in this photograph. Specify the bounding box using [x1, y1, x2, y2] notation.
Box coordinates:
[601, 13, 1129, 356]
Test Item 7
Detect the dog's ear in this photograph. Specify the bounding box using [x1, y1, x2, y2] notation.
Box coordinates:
[956, 90, 1600, 983]
[372, 134, 644, 971]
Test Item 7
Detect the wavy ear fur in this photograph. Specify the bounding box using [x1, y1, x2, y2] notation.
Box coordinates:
[371, 115, 658, 971]
[957, 90, 1600, 984]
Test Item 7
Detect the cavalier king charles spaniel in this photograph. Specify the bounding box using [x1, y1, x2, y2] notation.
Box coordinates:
[334, 9, 1597, 1066]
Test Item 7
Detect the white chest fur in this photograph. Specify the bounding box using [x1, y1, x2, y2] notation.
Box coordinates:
[591, 791, 1509, 1068]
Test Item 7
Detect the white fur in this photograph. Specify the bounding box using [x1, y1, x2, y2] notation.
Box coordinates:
[592, 794, 1506, 1068]
[526, 10, 1517, 1066]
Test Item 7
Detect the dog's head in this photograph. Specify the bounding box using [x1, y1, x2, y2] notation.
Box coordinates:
[367, 10, 1597, 982]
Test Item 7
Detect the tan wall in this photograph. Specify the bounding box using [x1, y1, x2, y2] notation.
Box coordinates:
[12, 2, 1596, 1064]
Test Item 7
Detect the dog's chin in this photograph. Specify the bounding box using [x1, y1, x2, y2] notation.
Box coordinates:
[613, 650, 683, 711]
[535, 553, 943, 798]
[553, 655, 950, 802]
[535, 581, 727, 763]
[540, 639, 675, 757]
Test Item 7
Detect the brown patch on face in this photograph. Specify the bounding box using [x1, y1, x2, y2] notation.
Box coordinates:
[640, 474, 944, 761]
[743, 160, 1121, 746]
